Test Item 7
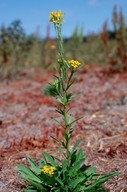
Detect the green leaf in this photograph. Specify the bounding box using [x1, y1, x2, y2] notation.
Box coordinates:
[69, 177, 85, 189]
[70, 151, 77, 166]
[68, 95, 77, 102]
[27, 158, 41, 175]
[25, 178, 46, 191]
[69, 127, 73, 136]
[56, 98, 65, 106]
[17, 164, 42, 183]
[69, 159, 85, 176]
[71, 139, 82, 154]
[50, 135, 60, 143]
[75, 149, 86, 163]
[41, 153, 48, 165]
[80, 184, 106, 192]
[61, 141, 66, 148]
[52, 189, 61, 192]
[44, 84, 58, 97]
[53, 118, 64, 128]
[80, 164, 91, 172]
[62, 160, 68, 175]
[56, 107, 64, 115]
[65, 133, 70, 144]
[66, 115, 72, 126]
[24, 189, 38, 192]
[66, 81, 74, 91]
[83, 172, 120, 190]
[42, 152, 57, 167]
[55, 177, 64, 187]
[69, 116, 83, 126]
[66, 93, 73, 103]
[39, 160, 45, 168]
[55, 79, 61, 93]
[86, 167, 97, 177]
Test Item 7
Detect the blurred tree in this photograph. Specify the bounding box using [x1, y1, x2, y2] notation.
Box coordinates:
[0, 24, 13, 63]
[112, 5, 118, 33]
[7, 20, 25, 44]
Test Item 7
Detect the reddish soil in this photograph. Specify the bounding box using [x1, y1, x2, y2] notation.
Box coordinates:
[0, 67, 127, 192]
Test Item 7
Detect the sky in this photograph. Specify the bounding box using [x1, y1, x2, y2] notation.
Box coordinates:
[0, 0, 127, 38]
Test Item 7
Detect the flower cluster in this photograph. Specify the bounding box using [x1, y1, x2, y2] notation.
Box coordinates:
[67, 59, 81, 69]
[49, 11, 64, 25]
[41, 165, 56, 175]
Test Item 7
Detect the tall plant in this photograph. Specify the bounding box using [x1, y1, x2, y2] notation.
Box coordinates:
[101, 5, 127, 71]
[17, 11, 120, 192]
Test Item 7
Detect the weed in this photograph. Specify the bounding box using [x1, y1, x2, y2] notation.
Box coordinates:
[17, 11, 120, 192]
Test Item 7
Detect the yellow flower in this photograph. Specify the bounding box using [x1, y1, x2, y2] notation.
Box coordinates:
[41, 165, 56, 175]
[67, 59, 81, 69]
[49, 11, 64, 25]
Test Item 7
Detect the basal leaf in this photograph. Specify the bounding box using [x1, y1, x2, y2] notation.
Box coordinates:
[42, 152, 57, 167]
[55, 177, 64, 187]
[25, 178, 46, 191]
[83, 172, 120, 190]
[69, 177, 85, 189]
[17, 164, 42, 183]
[86, 167, 97, 177]
[27, 158, 41, 175]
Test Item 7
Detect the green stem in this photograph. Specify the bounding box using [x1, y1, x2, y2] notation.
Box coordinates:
[55, 24, 72, 165]
[56, 25, 67, 95]
[57, 25, 64, 60]
[66, 70, 74, 91]
[63, 104, 71, 164]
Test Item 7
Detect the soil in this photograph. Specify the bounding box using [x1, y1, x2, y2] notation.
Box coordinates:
[0, 67, 127, 192]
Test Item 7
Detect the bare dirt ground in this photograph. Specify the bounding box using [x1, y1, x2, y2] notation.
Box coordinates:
[0, 67, 127, 192]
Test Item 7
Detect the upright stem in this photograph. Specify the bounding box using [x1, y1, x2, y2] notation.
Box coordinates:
[55, 24, 73, 165]
[56, 25, 67, 97]
[63, 104, 70, 164]
[56, 25, 64, 61]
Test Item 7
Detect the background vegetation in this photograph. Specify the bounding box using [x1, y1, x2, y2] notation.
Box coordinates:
[0, 6, 127, 80]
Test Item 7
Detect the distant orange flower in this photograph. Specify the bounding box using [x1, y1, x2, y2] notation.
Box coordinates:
[50, 44, 56, 50]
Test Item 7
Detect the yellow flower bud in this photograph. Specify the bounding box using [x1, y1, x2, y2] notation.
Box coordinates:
[67, 59, 81, 69]
[41, 165, 56, 175]
[49, 11, 64, 25]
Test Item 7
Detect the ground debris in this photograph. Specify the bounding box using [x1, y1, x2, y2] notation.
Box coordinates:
[0, 67, 127, 191]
